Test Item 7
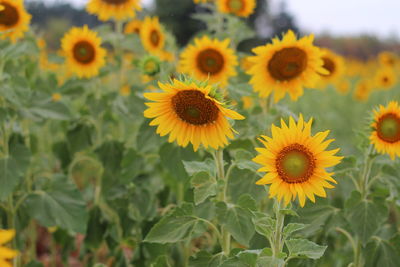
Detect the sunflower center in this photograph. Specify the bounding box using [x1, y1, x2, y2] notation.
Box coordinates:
[150, 30, 160, 46]
[377, 114, 400, 143]
[276, 143, 315, 183]
[171, 90, 219, 125]
[227, 0, 244, 12]
[197, 49, 224, 75]
[321, 57, 335, 77]
[102, 0, 129, 5]
[0, 2, 19, 27]
[382, 76, 389, 84]
[73, 41, 96, 64]
[268, 47, 307, 81]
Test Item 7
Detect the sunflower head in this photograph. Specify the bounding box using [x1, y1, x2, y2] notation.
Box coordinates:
[318, 48, 346, 87]
[378, 51, 397, 68]
[143, 78, 244, 151]
[217, 0, 256, 17]
[139, 55, 161, 76]
[124, 19, 142, 34]
[370, 101, 400, 160]
[0, 229, 18, 265]
[0, 0, 31, 42]
[52, 93, 62, 102]
[253, 115, 342, 207]
[353, 79, 372, 101]
[179, 36, 238, 87]
[373, 68, 397, 90]
[120, 85, 131, 96]
[335, 79, 350, 95]
[247, 30, 327, 102]
[86, 0, 141, 21]
[61, 25, 106, 79]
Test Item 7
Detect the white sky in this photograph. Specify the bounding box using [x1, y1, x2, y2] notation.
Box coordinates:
[43, 0, 400, 39]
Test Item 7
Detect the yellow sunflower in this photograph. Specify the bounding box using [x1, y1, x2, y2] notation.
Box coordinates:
[318, 48, 345, 87]
[353, 79, 372, 101]
[378, 51, 397, 68]
[217, 0, 256, 17]
[335, 79, 350, 95]
[140, 16, 166, 55]
[143, 79, 244, 151]
[86, 0, 141, 21]
[370, 101, 400, 160]
[194, 0, 213, 3]
[247, 30, 327, 103]
[253, 115, 342, 207]
[124, 19, 142, 34]
[0, 229, 17, 267]
[374, 68, 397, 90]
[61, 25, 106, 79]
[0, 0, 31, 42]
[179, 36, 238, 87]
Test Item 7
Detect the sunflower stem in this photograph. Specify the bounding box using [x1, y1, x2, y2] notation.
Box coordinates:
[272, 199, 285, 264]
[360, 144, 374, 199]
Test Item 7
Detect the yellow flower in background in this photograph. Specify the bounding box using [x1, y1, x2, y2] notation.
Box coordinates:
[240, 56, 254, 72]
[378, 51, 397, 68]
[52, 93, 62, 102]
[247, 30, 327, 103]
[253, 115, 342, 207]
[140, 17, 166, 55]
[373, 68, 397, 90]
[144, 79, 244, 151]
[179, 36, 238, 87]
[194, 0, 213, 3]
[61, 25, 106, 79]
[0, 4, 4, 11]
[0, 229, 18, 267]
[353, 79, 371, 101]
[86, 0, 141, 21]
[335, 79, 351, 95]
[241, 96, 253, 109]
[124, 19, 142, 34]
[318, 48, 346, 87]
[370, 101, 400, 160]
[120, 85, 131, 96]
[0, 0, 31, 42]
[217, 0, 256, 17]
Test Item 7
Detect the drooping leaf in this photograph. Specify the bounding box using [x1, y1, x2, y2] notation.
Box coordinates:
[190, 171, 217, 205]
[285, 238, 327, 259]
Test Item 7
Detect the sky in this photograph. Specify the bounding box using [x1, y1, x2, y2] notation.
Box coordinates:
[43, 0, 400, 39]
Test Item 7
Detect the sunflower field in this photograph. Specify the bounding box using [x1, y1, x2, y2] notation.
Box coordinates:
[0, 0, 400, 266]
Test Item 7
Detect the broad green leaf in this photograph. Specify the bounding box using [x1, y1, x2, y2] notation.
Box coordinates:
[256, 256, 284, 267]
[120, 148, 144, 182]
[85, 206, 108, 249]
[334, 156, 357, 173]
[190, 171, 217, 205]
[237, 194, 257, 211]
[66, 123, 94, 155]
[29, 101, 72, 120]
[95, 140, 124, 173]
[283, 223, 307, 238]
[23, 175, 88, 233]
[190, 251, 226, 267]
[365, 237, 400, 267]
[183, 158, 215, 177]
[216, 202, 255, 246]
[234, 149, 259, 173]
[151, 255, 172, 267]
[285, 238, 327, 259]
[252, 212, 275, 239]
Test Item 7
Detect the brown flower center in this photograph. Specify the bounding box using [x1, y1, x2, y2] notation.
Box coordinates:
[321, 57, 335, 77]
[171, 90, 219, 125]
[376, 113, 400, 143]
[197, 48, 224, 75]
[73, 41, 96, 64]
[227, 0, 245, 13]
[0, 2, 19, 27]
[102, 0, 128, 5]
[150, 29, 160, 47]
[276, 143, 315, 183]
[268, 47, 307, 81]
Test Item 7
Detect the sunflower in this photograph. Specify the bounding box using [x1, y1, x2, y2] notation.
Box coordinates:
[370, 101, 400, 160]
[0, 0, 31, 42]
[61, 25, 106, 79]
[217, 0, 256, 17]
[253, 115, 342, 207]
[378, 51, 397, 68]
[0, 229, 17, 267]
[143, 78, 244, 151]
[247, 30, 327, 103]
[335, 79, 350, 95]
[374, 68, 397, 90]
[353, 79, 371, 101]
[194, 0, 213, 3]
[86, 0, 141, 21]
[52, 93, 62, 102]
[120, 85, 131, 96]
[179, 36, 238, 87]
[124, 19, 142, 34]
[318, 48, 345, 87]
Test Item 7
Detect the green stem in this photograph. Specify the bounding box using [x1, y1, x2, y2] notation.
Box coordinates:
[271, 199, 285, 262]
[360, 145, 374, 199]
[353, 239, 363, 267]
[336, 227, 358, 265]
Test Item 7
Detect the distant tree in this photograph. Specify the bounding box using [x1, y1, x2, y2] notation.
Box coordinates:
[270, 1, 299, 37]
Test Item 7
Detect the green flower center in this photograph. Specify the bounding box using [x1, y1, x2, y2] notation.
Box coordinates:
[150, 30, 160, 46]
[268, 47, 308, 81]
[197, 48, 224, 75]
[228, 0, 244, 12]
[73, 41, 95, 64]
[143, 59, 160, 75]
[377, 113, 400, 143]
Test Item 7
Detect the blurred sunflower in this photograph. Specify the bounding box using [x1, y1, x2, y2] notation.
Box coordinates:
[216, 0, 256, 17]
[378, 51, 397, 68]
[61, 25, 106, 79]
[179, 36, 238, 87]
[124, 19, 142, 34]
[318, 48, 345, 87]
[353, 79, 371, 101]
[253, 115, 342, 207]
[194, 0, 213, 3]
[140, 17, 165, 55]
[0, 229, 18, 267]
[144, 78, 244, 151]
[374, 68, 397, 90]
[335, 79, 350, 95]
[86, 0, 141, 21]
[370, 101, 400, 160]
[0, 0, 31, 42]
[247, 30, 327, 102]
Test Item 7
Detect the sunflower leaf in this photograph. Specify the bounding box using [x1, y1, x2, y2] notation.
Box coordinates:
[285, 238, 327, 259]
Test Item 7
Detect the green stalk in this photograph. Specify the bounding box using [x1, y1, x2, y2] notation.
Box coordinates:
[271, 199, 285, 262]
[360, 145, 374, 199]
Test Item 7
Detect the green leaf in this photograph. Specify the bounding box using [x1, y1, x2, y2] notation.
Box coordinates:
[216, 202, 255, 246]
[151, 255, 172, 267]
[144, 203, 205, 244]
[256, 256, 284, 267]
[283, 223, 307, 238]
[252, 212, 274, 239]
[95, 140, 124, 173]
[85, 206, 108, 250]
[234, 149, 259, 174]
[24, 175, 88, 233]
[190, 172, 217, 205]
[285, 238, 327, 259]
[183, 158, 215, 177]
[29, 101, 72, 120]
[120, 148, 144, 182]
[66, 123, 94, 155]
[237, 194, 257, 211]
[190, 251, 227, 267]
[334, 156, 357, 173]
[365, 237, 400, 267]
[345, 191, 388, 244]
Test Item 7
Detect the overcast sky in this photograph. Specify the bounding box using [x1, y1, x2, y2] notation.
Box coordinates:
[43, 0, 400, 39]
